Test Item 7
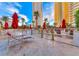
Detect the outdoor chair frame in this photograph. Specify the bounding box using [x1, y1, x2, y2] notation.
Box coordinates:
[6, 31, 32, 47]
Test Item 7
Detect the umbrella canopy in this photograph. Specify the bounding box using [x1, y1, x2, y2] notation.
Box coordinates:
[43, 21, 46, 29]
[4, 21, 8, 29]
[61, 19, 66, 28]
[30, 24, 32, 29]
[12, 12, 18, 29]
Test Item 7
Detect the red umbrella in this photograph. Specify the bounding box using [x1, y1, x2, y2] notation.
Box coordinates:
[12, 12, 18, 29]
[61, 19, 66, 28]
[43, 21, 46, 29]
[30, 24, 32, 29]
[4, 21, 8, 29]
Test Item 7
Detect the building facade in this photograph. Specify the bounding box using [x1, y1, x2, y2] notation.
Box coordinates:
[62, 2, 69, 24]
[68, 2, 79, 26]
[71, 2, 79, 25]
[68, 3, 73, 24]
[32, 2, 43, 27]
[54, 2, 75, 27]
[54, 2, 63, 27]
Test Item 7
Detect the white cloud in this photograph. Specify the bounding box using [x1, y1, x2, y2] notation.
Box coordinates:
[18, 19, 22, 26]
[45, 15, 50, 20]
[43, 3, 54, 26]
[18, 14, 29, 26]
[49, 20, 54, 25]
[46, 5, 53, 11]
[46, 7, 49, 10]
[51, 12, 54, 19]
[0, 16, 2, 18]
[19, 14, 28, 22]
[8, 7, 19, 14]
[14, 2, 22, 8]
[8, 17, 12, 20]
[0, 2, 21, 15]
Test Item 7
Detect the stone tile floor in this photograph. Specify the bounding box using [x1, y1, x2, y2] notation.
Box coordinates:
[1, 30, 79, 56]
[7, 33, 79, 56]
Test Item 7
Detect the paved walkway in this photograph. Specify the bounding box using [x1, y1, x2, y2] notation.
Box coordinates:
[7, 30, 79, 56]
[1, 30, 79, 56]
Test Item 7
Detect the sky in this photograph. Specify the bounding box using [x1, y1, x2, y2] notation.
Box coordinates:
[0, 2, 32, 26]
[0, 2, 54, 26]
[43, 2, 54, 26]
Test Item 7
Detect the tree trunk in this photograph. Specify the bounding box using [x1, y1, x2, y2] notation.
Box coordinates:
[36, 16, 38, 29]
[22, 23, 23, 37]
[52, 32, 54, 41]
[31, 29, 33, 35]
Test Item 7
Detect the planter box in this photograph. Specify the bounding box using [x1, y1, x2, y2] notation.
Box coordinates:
[73, 31, 79, 46]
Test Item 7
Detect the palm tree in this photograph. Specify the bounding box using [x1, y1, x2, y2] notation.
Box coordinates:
[1, 16, 9, 34]
[0, 21, 3, 29]
[45, 18, 48, 28]
[2, 16, 8, 21]
[34, 11, 39, 29]
[21, 18, 25, 36]
[21, 18, 25, 27]
[0, 21, 3, 34]
[2, 16, 8, 29]
[45, 18, 47, 22]
[75, 9, 79, 31]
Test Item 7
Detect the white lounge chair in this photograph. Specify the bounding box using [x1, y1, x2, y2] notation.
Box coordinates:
[6, 32, 32, 47]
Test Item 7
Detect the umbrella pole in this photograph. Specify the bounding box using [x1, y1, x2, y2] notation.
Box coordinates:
[31, 29, 33, 35]
[41, 28, 43, 38]
[51, 29, 54, 41]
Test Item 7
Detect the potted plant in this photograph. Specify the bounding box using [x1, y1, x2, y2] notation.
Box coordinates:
[70, 28, 73, 35]
[73, 9, 79, 46]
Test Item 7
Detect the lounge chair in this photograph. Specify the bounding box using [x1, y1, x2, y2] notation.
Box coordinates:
[6, 32, 32, 47]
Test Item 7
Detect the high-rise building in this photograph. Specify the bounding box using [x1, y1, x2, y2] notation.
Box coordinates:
[54, 2, 79, 27]
[68, 2, 79, 26]
[62, 2, 69, 24]
[68, 3, 73, 24]
[32, 2, 43, 27]
[54, 2, 74, 27]
[71, 2, 79, 24]
[54, 2, 62, 27]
